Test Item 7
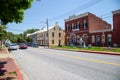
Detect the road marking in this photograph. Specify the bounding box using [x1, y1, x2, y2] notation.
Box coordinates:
[46, 52, 120, 67]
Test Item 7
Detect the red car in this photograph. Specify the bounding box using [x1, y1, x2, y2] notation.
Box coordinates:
[19, 43, 28, 49]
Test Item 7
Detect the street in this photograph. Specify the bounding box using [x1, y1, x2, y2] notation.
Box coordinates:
[11, 47, 120, 80]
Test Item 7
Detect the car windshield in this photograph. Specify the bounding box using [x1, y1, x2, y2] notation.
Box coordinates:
[20, 43, 26, 46]
[10, 44, 16, 46]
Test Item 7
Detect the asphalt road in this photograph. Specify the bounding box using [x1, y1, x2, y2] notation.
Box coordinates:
[11, 47, 120, 80]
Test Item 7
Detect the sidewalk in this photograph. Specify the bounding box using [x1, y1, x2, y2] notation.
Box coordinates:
[0, 48, 23, 80]
[50, 47, 120, 56]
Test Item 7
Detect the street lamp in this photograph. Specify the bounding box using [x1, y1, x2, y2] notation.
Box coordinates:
[40, 19, 49, 48]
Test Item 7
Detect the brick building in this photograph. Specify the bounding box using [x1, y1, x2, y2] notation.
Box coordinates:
[64, 12, 113, 47]
[112, 9, 120, 47]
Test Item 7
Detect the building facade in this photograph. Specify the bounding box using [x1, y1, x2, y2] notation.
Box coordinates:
[64, 12, 112, 47]
[112, 9, 120, 46]
[36, 22, 65, 46]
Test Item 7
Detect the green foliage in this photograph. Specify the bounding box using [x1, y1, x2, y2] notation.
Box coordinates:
[5, 28, 39, 43]
[23, 28, 39, 42]
[8, 71, 17, 76]
[24, 29, 39, 34]
[0, 25, 7, 40]
[0, 0, 33, 25]
[51, 46, 120, 52]
[26, 36, 32, 42]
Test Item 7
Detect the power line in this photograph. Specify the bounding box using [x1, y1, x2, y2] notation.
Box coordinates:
[7, 0, 114, 32]
[7, 13, 113, 32]
[49, 0, 103, 21]
[6, 28, 25, 32]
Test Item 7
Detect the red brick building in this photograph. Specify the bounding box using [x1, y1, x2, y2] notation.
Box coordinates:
[112, 9, 120, 47]
[64, 12, 113, 47]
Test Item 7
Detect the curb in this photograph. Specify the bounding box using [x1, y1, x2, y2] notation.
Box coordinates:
[77, 50, 120, 56]
[50, 48, 120, 56]
[12, 59, 23, 80]
[7, 49, 24, 80]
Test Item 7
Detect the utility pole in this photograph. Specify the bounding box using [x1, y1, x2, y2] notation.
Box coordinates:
[46, 19, 49, 48]
[40, 19, 49, 48]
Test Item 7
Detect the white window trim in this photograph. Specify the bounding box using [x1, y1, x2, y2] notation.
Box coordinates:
[91, 35, 95, 43]
[84, 20, 87, 29]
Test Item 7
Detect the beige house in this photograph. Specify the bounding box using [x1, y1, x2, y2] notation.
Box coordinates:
[36, 22, 65, 46]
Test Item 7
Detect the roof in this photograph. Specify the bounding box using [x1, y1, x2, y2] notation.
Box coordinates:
[27, 26, 53, 36]
[27, 22, 60, 36]
[64, 12, 89, 22]
[112, 9, 120, 14]
[37, 26, 54, 33]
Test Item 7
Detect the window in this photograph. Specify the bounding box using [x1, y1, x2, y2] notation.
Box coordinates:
[77, 22, 81, 29]
[83, 20, 88, 29]
[72, 23, 74, 29]
[52, 32, 54, 37]
[65, 26, 67, 32]
[52, 40, 54, 44]
[59, 33, 61, 37]
[91, 35, 95, 43]
[84, 20, 86, 29]
[82, 21, 84, 29]
[59, 27, 61, 30]
[65, 25, 69, 32]
[75, 23, 77, 29]
[54, 27, 55, 31]
[108, 34, 112, 42]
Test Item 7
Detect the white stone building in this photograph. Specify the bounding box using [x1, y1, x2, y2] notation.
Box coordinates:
[29, 22, 65, 46]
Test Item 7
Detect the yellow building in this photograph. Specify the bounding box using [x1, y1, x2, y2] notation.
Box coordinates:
[36, 22, 65, 46]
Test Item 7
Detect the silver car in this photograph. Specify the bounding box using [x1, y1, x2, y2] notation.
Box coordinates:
[8, 44, 18, 50]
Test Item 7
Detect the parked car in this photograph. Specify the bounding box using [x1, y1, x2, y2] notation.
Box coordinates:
[8, 43, 18, 50]
[32, 43, 39, 47]
[26, 42, 32, 46]
[5, 43, 11, 47]
[19, 43, 28, 49]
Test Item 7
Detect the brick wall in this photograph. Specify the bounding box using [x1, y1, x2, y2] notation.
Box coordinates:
[64, 12, 112, 46]
[88, 13, 111, 32]
[113, 11, 120, 46]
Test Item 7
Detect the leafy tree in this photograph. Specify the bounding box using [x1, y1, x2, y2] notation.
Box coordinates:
[0, 0, 33, 25]
[0, 0, 34, 48]
[23, 29, 39, 42]
[0, 25, 7, 40]
[0, 25, 7, 49]
[7, 32, 18, 43]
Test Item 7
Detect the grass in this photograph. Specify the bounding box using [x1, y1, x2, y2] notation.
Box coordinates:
[8, 71, 17, 76]
[51, 46, 120, 52]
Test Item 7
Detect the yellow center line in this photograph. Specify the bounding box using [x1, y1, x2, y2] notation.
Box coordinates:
[46, 52, 120, 67]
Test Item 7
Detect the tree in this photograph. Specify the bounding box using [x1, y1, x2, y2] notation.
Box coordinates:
[0, 25, 7, 49]
[23, 29, 39, 42]
[0, 0, 33, 25]
[0, 25, 7, 40]
[7, 32, 18, 43]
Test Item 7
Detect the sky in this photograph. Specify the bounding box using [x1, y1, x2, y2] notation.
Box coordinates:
[7, 0, 120, 34]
